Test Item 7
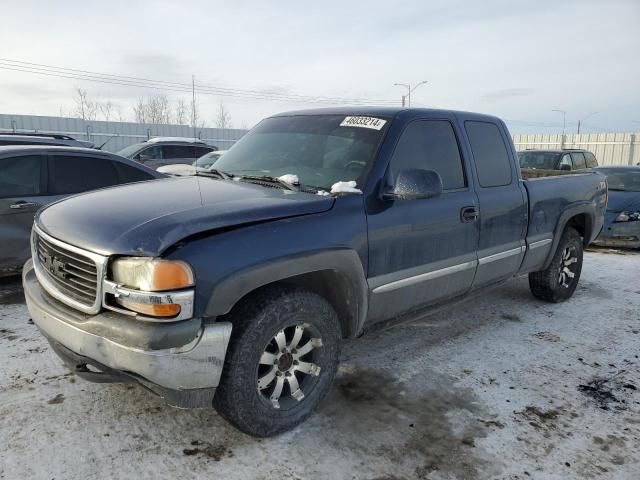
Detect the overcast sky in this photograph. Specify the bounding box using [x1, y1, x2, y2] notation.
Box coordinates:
[1, 0, 639, 134]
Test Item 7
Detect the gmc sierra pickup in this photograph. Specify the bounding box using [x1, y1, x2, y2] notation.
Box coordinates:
[23, 107, 607, 437]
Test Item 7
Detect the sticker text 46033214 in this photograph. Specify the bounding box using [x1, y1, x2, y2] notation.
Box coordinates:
[340, 116, 387, 130]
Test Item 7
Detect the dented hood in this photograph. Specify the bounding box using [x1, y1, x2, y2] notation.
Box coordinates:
[36, 176, 334, 256]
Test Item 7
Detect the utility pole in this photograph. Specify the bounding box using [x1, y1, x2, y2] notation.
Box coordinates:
[577, 111, 599, 134]
[192, 74, 196, 139]
[552, 109, 566, 135]
[394, 80, 428, 107]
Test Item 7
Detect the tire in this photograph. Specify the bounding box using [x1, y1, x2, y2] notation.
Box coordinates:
[213, 285, 340, 437]
[528, 227, 583, 303]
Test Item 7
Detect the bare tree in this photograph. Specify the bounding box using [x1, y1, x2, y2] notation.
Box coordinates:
[133, 97, 147, 124]
[73, 88, 97, 121]
[174, 98, 188, 125]
[132, 95, 172, 124]
[215, 104, 232, 129]
[98, 99, 115, 122]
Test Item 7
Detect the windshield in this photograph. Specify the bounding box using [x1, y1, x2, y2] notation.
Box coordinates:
[194, 151, 223, 168]
[599, 170, 640, 192]
[116, 143, 145, 158]
[518, 151, 562, 169]
[212, 114, 389, 189]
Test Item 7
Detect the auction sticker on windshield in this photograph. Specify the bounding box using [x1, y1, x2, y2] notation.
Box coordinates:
[340, 116, 387, 130]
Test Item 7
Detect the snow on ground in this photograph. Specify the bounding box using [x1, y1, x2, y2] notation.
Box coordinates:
[0, 250, 638, 479]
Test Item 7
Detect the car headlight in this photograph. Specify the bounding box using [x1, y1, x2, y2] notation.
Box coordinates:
[109, 257, 194, 318]
[614, 211, 640, 222]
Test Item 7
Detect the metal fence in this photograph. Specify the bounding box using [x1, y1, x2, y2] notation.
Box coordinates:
[512, 133, 640, 166]
[0, 114, 248, 153]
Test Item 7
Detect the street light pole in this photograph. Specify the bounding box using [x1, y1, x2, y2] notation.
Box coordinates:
[394, 80, 428, 107]
[552, 109, 566, 135]
[577, 111, 599, 134]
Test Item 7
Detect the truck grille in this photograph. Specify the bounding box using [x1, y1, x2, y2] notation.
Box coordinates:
[32, 227, 106, 314]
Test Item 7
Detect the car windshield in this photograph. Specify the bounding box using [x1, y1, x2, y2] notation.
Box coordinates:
[212, 114, 389, 189]
[116, 143, 145, 158]
[194, 151, 223, 168]
[518, 151, 562, 169]
[599, 170, 640, 192]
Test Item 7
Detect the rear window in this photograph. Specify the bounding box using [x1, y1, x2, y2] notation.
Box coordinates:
[50, 155, 120, 194]
[162, 145, 195, 159]
[113, 162, 156, 183]
[585, 152, 598, 168]
[465, 121, 512, 187]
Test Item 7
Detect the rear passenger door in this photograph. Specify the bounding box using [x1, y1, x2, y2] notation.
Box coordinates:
[464, 120, 527, 288]
[161, 145, 197, 167]
[0, 153, 49, 272]
[366, 118, 479, 323]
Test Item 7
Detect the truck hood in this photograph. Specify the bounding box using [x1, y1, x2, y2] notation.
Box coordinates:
[606, 190, 640, 213]
[37, 176, 335, 256]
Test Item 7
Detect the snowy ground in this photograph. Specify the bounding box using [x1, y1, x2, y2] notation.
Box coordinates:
[0, 249, 638, 480]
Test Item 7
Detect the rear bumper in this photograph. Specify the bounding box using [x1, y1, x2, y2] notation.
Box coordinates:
[23, 260, 232, 406]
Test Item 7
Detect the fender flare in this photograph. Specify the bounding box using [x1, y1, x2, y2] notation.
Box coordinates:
[204, 249, 369, 337]
[542, 201, 594, 270]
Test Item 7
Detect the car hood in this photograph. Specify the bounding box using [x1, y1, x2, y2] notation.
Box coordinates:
[37, 177, 335, 256]
[606, 191, 640, 213]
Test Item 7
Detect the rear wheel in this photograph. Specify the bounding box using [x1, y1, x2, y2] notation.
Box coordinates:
[529, 227, 583, 302]
[213, 286, 340, 437]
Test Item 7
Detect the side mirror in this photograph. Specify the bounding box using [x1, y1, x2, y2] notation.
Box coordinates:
[383, 168, 443, 200]
[560, 164, 571, 171]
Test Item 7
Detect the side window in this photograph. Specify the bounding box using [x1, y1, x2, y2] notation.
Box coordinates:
[559, 154, 573, 170]
[50, 155, 120, 194]
[465, 121, 513, 187]
[585, 152, 598, 168]
[390, 120, 466, 190]
[162, 145, 195, 159]
[113, 162, 155, 183]
[571, 152, 587, 170]
[193, 146, 213, 157]
[138, 145, 162, 160]
[0, 155, 45, 197]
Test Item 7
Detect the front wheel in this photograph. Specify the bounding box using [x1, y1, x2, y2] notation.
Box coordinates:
[528, 227, 584, 302]
[213, 286, 340, 437]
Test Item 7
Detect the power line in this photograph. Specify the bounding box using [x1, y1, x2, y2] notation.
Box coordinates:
[0, 58, 400, 106]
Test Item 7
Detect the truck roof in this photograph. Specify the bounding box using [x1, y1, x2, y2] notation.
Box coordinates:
[271, 106, 504, 123]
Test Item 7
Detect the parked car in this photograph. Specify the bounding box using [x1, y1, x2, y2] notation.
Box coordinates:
[518, 149, 598, 172]
[0, 132, 95, 149]
[116, 137, 217, 169]
[22, 107, 607, 437]
[0, 145, 164, 277]
[592, 166, 640, 248]
[157, 150, 227, 176]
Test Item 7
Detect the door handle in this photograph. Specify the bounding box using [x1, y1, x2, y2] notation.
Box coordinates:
[461, 206, 479, 223]
[9, 201, 38, 210]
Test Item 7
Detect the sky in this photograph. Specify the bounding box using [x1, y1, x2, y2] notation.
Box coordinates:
[1, 0, 639, 134]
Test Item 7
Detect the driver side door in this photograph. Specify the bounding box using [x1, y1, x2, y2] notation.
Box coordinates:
[366, 119, 479, 324]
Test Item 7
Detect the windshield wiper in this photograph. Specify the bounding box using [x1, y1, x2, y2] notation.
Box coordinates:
[196, 168, 232, 180]
[238, 175, 299, 191]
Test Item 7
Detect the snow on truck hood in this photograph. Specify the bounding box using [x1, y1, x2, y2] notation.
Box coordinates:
[36, 176, 335, 256]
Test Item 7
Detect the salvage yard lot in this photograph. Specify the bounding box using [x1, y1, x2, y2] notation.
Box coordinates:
[1, 250, 638, 480]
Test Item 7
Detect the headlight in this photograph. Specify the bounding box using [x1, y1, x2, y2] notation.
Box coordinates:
[109, 257, 194, 318]
[615, 211, 640, 222]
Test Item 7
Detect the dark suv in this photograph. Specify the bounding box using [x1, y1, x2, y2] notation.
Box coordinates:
[116, 137, 217, 169]
[0, 145, 164, 276]
[0, 132, 95, 149]
[518, 149, 598, 171]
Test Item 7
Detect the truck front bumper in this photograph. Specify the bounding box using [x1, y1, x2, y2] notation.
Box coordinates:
[23, 260, 232, 407]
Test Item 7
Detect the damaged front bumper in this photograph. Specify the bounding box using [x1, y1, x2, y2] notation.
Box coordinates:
[23, 260, 232, 408]
[592, 221, 640, 249]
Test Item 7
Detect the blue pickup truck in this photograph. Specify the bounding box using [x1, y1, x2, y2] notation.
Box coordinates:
[22, 107, 607, 436]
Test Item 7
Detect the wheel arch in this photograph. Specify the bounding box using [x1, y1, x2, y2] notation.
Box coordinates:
[204, 249, 368, 338]
[542, 203, 593, 270]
